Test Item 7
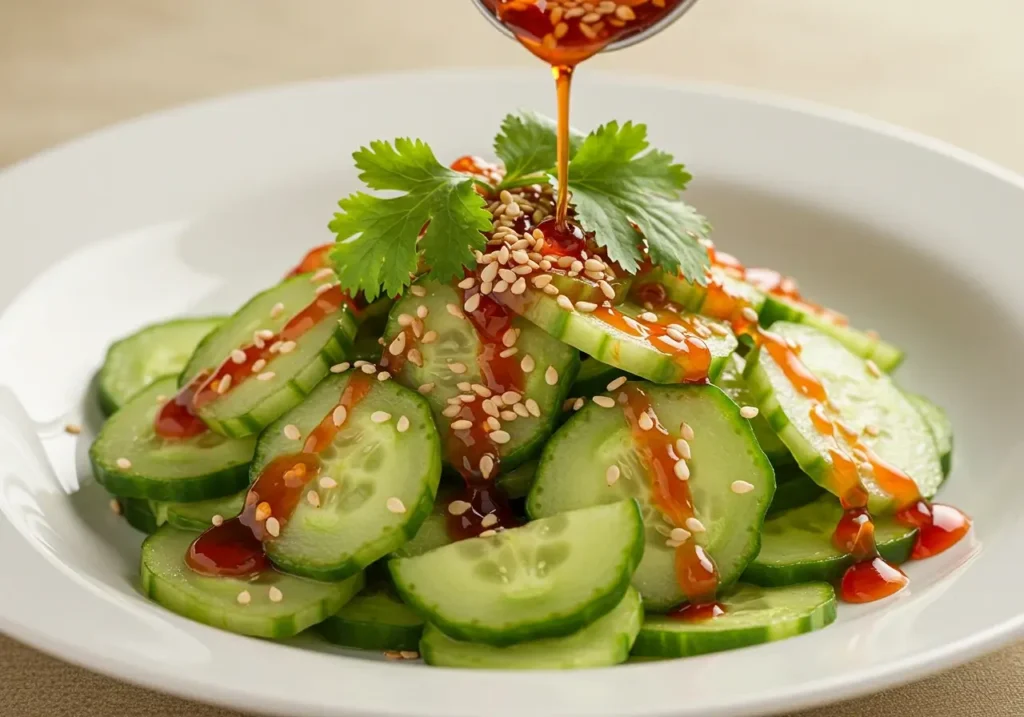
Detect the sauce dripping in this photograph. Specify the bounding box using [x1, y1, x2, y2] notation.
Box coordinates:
[186, 374, 373, 577]
[591, 304, 713, 382]
[486, 0, 684, 224]
[620, 384, 719, 602]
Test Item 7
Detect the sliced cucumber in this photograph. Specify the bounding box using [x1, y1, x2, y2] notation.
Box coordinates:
[502, 288, 736, 384]
[390, 492, 452, 560]
[631, 265, 765, 316]
[159, 491, 246, 531]
[744, 322, 942, 512]
[420, 587, 642, 669]
[744, 496, 917, 586]
[714, 354, 792, 467]
[181, 273, 359, 438]
[767, 467, 825, 516]
[571, 358, 633, 398]
[390, 500, 644, 646]
[759, 296, 904, 372]
[318, 585, 424, 651]
[498, 459, 537, 500]
[141, 526, 363, 638]
[906, 392, 953, 476]
[90, 377, 255, 501]
[98, 317, 224, 415]
[632, 583, 836, 658]
[549, 272, 633, 306]
[253, 372, 441, 581]
[382, 281, 579, 472]
[528, 382, 774, 611]
[116, 495, 161, 534]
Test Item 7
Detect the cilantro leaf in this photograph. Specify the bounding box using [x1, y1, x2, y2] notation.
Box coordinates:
[566, 121, 710, 283]
[494, 110, 584, 189]
[329, 138, 492, 299]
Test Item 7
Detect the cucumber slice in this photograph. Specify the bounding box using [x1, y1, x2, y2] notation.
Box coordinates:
[115, 495, 161, 534]
[159, 491, 246, 531]
[631, 265, 765, 316]
[744, 322, 942, 512]
[318, 586, 424, 651]
[714, 354, 793, 467]
[528, 383, 774, 611]
[502, 288, 736, 384]
[141, 526, 363, 638]
[767, 467, 825, 516]
[571, 358, 634, 398]
[98, 317, 224, 415]
[391, 492, 453, 559]
[744, 496, 917, 586]
[498, 459, 537, 500]
[90, 377, 256, 501]
[420, 587, 642, 669]
[252, 372, 441, 581]
[759, 295, 904, 372]
[181, 273, 359, 438]
[549, 272, 633, 306]
[381, 281, 579, 472]
[906, 392, 953, 476]
[632, 583, 836, 658]
[390, 500, 644, 646]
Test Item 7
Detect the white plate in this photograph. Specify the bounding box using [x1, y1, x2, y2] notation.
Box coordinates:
[1, 69, 1023, 717]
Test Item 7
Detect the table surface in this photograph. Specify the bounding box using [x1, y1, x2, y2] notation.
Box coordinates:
[2, 1, 1023, 715]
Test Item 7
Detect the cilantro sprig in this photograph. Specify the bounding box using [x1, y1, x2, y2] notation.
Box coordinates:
[328, 111, 709, 299]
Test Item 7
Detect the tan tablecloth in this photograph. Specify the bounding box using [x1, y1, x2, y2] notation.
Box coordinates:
[2, 1, 1023, 715]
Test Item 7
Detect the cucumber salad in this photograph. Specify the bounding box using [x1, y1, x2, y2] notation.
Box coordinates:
[90, 110, 969, 669]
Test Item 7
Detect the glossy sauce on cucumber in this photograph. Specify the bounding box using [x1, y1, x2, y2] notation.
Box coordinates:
[186, 373, 373, 577]
[155, 284, 358, 440]
[668, 601, 726, 622]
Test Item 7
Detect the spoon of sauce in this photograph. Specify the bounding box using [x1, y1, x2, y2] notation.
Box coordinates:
[476, 0, 699, 225]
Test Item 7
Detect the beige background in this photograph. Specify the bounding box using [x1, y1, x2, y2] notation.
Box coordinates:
[2, 1, 1023, 715]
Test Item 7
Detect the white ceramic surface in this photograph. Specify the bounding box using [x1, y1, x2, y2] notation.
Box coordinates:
[1, 70, 1022, 717]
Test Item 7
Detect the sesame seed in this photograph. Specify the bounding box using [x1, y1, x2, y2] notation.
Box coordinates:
[328, 405, 347, 427]
[502, 409, 519, 421]
[320, 476, 338, 489]
[237, 590, 251, 605]
[480, 262, 500, 284]
[397, 416, 410, 433]
[330, 362, 350, 374]
[479, 529, 498, 538]
[525, 398, 541, 417]
[283, 424, 301, 440]
[681, 422, 695, 441]
[486, 416, 501, 431]
[257, 371, 276, 381]
[480, 455, 495, 479]
[598, 280, 616, 300]
[448, 362, 467, 374]
[418, 383, 435, 394]
[408, 348, 423, 367]
[377, 371, 391, 382]
[278, 340, 297, 354]
[709, 323, 729, 336]
[265, 517, 281, 537]
[389, 332, 407, 355]
[490, 430, 511, 444]
[865, 424, 881, 436]
[359, 363, 376, 375]
[669, 527, 691, 542]
[556, 295, 575, 312]
[521, 354, 536, 373]
[638, 413, 654, 431]
[448, 500, 472, 516]
[731, 480, 755, 494]
[674, 459, 690, 480]
[532, 274, 553, 289]
[740, 406, 760, 419]
[306, 491, 321, 508]
[267, 586, 283, 603]
[446, 303, 465, 319]
[606, 465, 621, 486]
[499, 268, 517, 284]
[354, 360, 369, 367]
[543, 284, 560, 296]
[416, 305, 429, 319]
[493, 280, 509, 294]
[421, 330, 438, 344]
[593, 395, 616, 408]
[545, 366, 558, 385]
[615, 4, 636, 20]
[640, 311, 659, 322]
[452, 419, 473, 431]
[210, 514, 224, 526]
[458, 277, 476, 290]
[675, 438, 691, 460]
[314, 283, 336, 297]
[116, 457, 132, 470]
[741, 307, 759, 323]
[251, 358, 267, 373]
[481, 513, 499, 528]
[607, 376, 627, 391]
[666, 539, 683, 549]
[230, 348, 247, 364]
[463, 293, 481, 313]
[573, 397, 585, 411]
[371, 411, 391, 424]
[666, 327, 687, 343]
[386, 497, 406, 514]
[109, 498, 121, 515]
[502, 391, 521, 405]
[866, 359, 882, 377]
[576, 301, 598, 313]
[860, 462, 875, 474]
[499, 347, 518, 358]
[685, 517, 706, 533]
[255, 501, 272, 521]
[410, 285, 427, 297]
[442, 404, 461, 418]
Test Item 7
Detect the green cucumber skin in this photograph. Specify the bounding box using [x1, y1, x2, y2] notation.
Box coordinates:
[117, 496, 161, 534]
[758, 296, 904, 372]
[140, 527, 364, 639]
[318, 590, 424, 652]
[390, 500, 646, 647]
[631, 583, 837, 658]
[161, 491, 246, 531]
[906, 392, 953, 477]
[767, 470, 824, 516]
[743, 535, 914, 587]
[98, 316, 225, 416]
[419, 588, 643, 669]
